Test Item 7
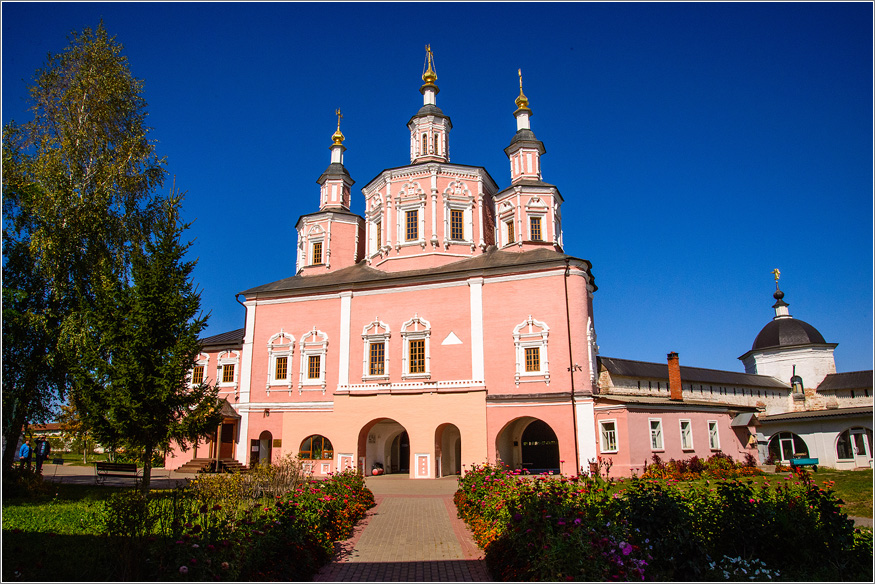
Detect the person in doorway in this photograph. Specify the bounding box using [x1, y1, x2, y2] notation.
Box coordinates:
[18, 438, 32, 471]
[35, 437, 51, 474]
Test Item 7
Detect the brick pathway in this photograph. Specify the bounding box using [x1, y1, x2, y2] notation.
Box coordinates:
[315, 476, 491, 582]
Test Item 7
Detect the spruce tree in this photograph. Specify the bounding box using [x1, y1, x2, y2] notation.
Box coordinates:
[74, 195, 222, 491]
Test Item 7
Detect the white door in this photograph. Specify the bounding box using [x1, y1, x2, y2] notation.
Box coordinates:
[851, 429, 871, 467]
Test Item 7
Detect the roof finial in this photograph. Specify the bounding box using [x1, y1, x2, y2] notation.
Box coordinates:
[515, 68, 531, 113]
[332, 108, 344, 145]
[422, 44, 438, 85]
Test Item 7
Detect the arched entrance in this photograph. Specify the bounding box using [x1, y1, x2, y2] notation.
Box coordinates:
[435, 423, 462, 477]
[258, 431, 272, 465]
[358, 418, 410, 476]
[496, 417, 561, 474]
[767, 431, 810, 463]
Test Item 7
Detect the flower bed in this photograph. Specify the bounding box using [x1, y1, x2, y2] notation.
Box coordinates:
[455, 463, 873, 582]
[92, 457, 374, 581]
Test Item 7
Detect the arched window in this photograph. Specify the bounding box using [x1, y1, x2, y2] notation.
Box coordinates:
[836, 427, 873, 461]
[767, 432, 810, 463]
[299, 435, 334, 460]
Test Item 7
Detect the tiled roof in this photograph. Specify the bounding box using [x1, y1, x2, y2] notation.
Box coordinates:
[199, 328, 245, 348]
[816, 371, 874, 392]
[240, 247, 595, 296]
[598, 356, 789, 389]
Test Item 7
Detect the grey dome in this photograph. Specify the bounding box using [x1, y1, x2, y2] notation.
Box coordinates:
[752, 318, 827, 351]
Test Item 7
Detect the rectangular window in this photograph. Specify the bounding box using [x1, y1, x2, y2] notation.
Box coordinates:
[451, 209, 464, 240]
[312, 241, 323, 265]
[369, 342, 385, 376]
[680, 420, 693, 450]
[307, 355, 321, 379]
[409, 339, 425, 374]
[530, 216, 543, 241]
[506, 220, 515, 245]
[650, 419, 663, 450]
[192, 365, 205, 385]
[274, 356, 288, 380]
[600, 421, 618, 453]
[422, 133, 428, 154]
[525, 347, 540, 372]
[434, 132, 440, 155]
[222, 364, 235, 384]
[406, 210, 418, 241]
[708, 421, 720, 450]
[375, 221, 382, 248]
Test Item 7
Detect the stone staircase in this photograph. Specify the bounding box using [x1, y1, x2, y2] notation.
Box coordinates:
[175, 458, 248, 474]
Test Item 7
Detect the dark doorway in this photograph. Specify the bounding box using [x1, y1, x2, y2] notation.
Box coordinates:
[219, 423, 235, 458]
[399, 431, 410, 473]
[521, 420, 560, 473]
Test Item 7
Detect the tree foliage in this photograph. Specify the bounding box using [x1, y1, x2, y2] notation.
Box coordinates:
[73, 194, 222, 491]
[2, 23, 166, 470]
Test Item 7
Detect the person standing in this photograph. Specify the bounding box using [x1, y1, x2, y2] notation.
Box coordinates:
[18, 438, 32, 471]
[35, 437, 51, 474]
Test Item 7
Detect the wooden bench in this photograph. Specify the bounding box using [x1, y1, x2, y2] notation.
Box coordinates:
[789, 457, 819, 472]
[94, 462, 141, 485]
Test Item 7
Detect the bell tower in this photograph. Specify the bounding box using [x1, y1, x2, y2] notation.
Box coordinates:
[408, 45, 452, 164]
[296, 110, 365, 274]
[494, 70, 564, 251]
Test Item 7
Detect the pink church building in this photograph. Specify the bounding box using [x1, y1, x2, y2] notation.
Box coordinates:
[167, 50, 868, 478]
[167, 50, 601, 477]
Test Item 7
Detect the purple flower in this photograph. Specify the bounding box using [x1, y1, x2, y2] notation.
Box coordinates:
[513, 513, 523, 522]
[179, 566, 189, 575]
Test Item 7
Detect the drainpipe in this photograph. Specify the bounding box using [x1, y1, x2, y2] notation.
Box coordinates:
[564, 259, 581, 474]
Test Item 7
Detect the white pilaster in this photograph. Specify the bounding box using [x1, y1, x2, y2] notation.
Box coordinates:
[575, 397, 597, 473]
[235, 302, 256, 462]
[338, 292, 352, 386]
[468, 277, 485, 382]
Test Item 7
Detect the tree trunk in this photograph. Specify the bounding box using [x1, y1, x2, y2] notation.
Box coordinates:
[2, 411, 26, 473]
[141, 445, 153, 493]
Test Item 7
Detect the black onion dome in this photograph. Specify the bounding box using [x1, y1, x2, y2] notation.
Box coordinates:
[752, 318, 827, 350]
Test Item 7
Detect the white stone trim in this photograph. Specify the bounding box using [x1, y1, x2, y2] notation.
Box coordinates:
[298, 327, 328, 393]
[401, 314, 431, 379]
[469, 278, 485, 382]
[513, 316, 550, 386]
[266, 330, 295, 391]
[338, 292, 352, 387]
[362, 318, 391, 381]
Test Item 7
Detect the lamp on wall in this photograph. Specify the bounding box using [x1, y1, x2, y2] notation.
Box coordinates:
[264, 408, 270, 417]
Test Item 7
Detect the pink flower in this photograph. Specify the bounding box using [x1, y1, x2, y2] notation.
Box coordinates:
[179, 566, 189, 575]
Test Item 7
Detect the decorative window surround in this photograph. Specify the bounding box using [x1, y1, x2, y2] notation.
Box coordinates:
[218, 350, 240, 391]
[513, 316, 550, 386]
[401, 314, 431, 379]
[266, 330, 295, 393]
[362, 318, 391, 382]
[190, 353, 209, 388]
[298, 328, 328, 393]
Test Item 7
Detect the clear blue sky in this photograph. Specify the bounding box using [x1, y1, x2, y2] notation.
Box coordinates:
[3, 2, 872, 375]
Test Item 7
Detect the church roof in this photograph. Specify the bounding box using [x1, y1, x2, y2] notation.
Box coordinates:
[816, 370, 874, 392]
[751, 317, 829, 351]
[598, 356, 789, 389]
[594, 393, 760, 411]
[240, 247, 595, 297]
[759, 405, 873, 423]
[200, 328, 245, 348]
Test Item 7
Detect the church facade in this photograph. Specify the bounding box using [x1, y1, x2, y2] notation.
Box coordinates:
[166, 51, 872, 477]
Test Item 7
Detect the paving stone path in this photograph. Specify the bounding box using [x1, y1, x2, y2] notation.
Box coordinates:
[314, 476, 491, 582]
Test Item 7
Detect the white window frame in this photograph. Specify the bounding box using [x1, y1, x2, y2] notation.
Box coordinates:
[680, 419, 693, 450]
[190, 353, 210, 389]
[266, 330, 295, 390]
[599, 419, 618, 453]
[513, 316, 550, 386]
[497, 201, 517, 247]
[401, 314, 431, 380]
[649, 418, 664, 451]
[525, 196, 548, 242]
[298, 328, 328, 392]
[708, 420, 720, 450]
[218, 350, 240, 389]
[362, 318, 391, 381]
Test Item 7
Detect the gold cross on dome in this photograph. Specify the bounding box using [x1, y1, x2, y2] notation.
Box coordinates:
[335, 108, 343, 130]
[771, 268, 781, 283]
[518, 68, 523, 90]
